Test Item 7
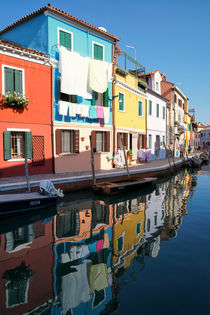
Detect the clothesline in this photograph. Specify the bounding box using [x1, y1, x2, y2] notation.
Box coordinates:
[58, 101, 110, 123]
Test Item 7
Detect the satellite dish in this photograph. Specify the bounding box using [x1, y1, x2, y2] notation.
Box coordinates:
[98, 27, 107, 32]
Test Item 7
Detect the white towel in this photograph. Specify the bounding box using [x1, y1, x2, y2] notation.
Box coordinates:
[103, 107, 110, 124]
[89, 59, 107, 93]
[107, 62, 113, 82]
[76, 104, 82, 115]
[69, 102, 76, 117]
[59, 47, 92, 99]
[80, 105, 90, 117]
[58, 101, 69, 116]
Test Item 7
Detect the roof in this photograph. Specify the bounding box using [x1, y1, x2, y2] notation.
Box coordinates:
[138, 70, 160, 77]
[0, 38, 47, 57]
[0, 4, 119, 41]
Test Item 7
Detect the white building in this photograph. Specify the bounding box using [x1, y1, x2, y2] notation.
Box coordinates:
[138, 70, 167, 160]
[200, 129, 210, 151]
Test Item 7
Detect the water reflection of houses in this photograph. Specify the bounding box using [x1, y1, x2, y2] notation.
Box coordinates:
[161, 171, 191, 241]
[0, 213, 55, 314]
[53, 199, 114, 314]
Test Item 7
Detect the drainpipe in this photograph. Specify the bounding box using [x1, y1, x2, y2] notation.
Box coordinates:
[112, 41, 117, 160]
[51, 64, 55, 174]
[172, 86, 175, 157]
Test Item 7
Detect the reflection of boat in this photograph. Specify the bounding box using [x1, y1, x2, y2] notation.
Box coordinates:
[0, 205, 57, 234]
[186, 156, 202, 168]
[93, 177, 157, 195]
[0, 192, 57, 217]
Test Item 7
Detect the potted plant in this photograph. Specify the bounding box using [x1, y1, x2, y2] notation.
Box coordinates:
[1, 91, 29, 107]
[127, 149, 133, 165]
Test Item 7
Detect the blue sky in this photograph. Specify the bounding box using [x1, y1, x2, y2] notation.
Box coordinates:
[1, 0, 210, 124]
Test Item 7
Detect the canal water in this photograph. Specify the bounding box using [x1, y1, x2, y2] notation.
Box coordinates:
[0, 165, 210, 315]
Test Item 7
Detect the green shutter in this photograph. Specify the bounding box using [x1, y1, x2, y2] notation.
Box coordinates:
[117, 236, 123, 252]
[119, 93, 124, 111]
[71, 95, 77, 103]
[136, 222, 141, 234]
[156, 104, 159, 117]
[94, 44, 103, 61]
[103, 89, 109, 107]
[147, 218, 151, 232]
[25, 132, 32, 159]
[4, 67, 14, 93]
[60, 30, 71, 50]
[138, 101, 142, 116]
[14, 69, 23, 94]
[4, 131, 11, 160]
[92, 91, 96, 105]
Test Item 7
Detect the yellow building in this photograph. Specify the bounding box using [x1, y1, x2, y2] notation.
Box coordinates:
[112, 198, 146, 271]
[113, 64, 147, 163]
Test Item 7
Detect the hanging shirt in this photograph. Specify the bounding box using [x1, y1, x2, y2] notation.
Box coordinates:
[69, 103, 76, 117]
[96, 106, 104, 119]
[58, 101, 69, 116]
[89, 106, 97, 119]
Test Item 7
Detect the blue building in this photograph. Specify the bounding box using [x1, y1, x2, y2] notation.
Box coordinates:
[0, 4, 119, 173]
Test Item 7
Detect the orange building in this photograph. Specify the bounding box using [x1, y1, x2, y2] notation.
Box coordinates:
[0, 39, 53, 177]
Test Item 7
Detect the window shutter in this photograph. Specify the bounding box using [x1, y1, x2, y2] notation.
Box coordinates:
[138, 101, 142, 116]
[98, 45, 103, 61]
[56, 129, 62, 154]
[106, 131, 110, 152]
[58, 77, 61, 101]
[14, 69, 23, 94]
[25, 132, 32, 159]
[137, 135, 140, 150]
[124, 133, 128, 149]
[94, 44, 98, 60]
[71, 95, 77, 103]
[4, 131, 11, 160]
[91, 131, 96, 152]
[92, 91, 96, 105]
[73, 130, 80, 153]
[142, 135, 147, 149]
[117, 133, 120, 148]
[103, 89, 109, 107]
[4, 67, 14, 93]
[60, 30, 71, 50]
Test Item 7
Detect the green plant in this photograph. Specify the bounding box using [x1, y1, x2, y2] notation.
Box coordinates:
[174, 120, 180, 126]
[1, 91, 29, 107]
[127, 149, 133, 156]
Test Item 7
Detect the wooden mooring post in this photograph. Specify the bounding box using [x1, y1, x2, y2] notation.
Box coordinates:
[89, 135, 96, 186]
[25, 156, 31, 192]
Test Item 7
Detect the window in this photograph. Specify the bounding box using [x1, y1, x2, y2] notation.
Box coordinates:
[148, 100, 152, 115]
[59, 29, 72, 50]
[119, 92, 125, 111]
[138, 100, 143, 116]
[174, 94, 177, 103]
[92, 131, 110, 152]
[156, 104, 159, 117]
[3, 66, 24, 94]
[136, 222, 141, 235]
[62, 130, 74, 153]
[154, 212, 158, 226]
[148, 134, 152, 149]
[92, 89, 109, 107]
[4, 130, 32, 160]
[117, 233, 124, 252]
[96, 131, 107, 152]
[56, 129, 79, 154]
[93, 42, 104, 61]
[162, 106, 166, 119]
[178, 99, 182, 107]
[58, 77, 77, 103]
[147, 218, 151, 232]
[156, 82, 159, 91]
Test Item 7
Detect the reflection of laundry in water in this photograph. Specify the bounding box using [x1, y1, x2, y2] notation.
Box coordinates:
[90, 263, 108, 292]
[91, 201, 109, 229]
[93, 289, 105, 308]
[61, 260, 91, 312]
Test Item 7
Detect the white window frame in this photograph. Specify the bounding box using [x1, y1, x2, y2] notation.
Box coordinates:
[138, 100, 143, 117]
[2, 64, 25, 95]
[118, 91, 125, 112]
[148, 134, 152, 149]
[148, 100, 152, 116]
[162, 106, 166, 119]
[92, 41, 105, 61]
[57, 27, 73, 51]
